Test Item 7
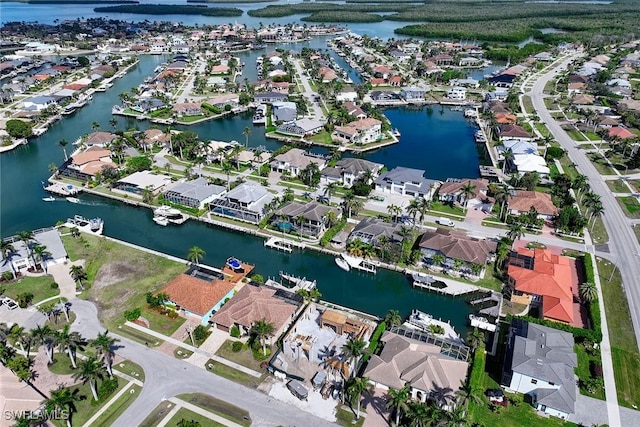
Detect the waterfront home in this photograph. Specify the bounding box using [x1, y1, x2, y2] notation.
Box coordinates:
[166, 60, 188, 71]
[206, 93, 239, 109]
[506, 248, 577, 325]
[511, 154, 550, 178]
[210, 282, 303, 342]
[400, 87, 426, 101]
[369, 91, 402, 102]
[163, 177, 225, 209]
[499, 124, 533, 141]
[143, 129, 171, 147]
[276, 118, 324, 137]
[319, 66, 338, 83]
[333, 118, 382, 145]
[161, 269, 236, 325]
[0, 229, 67, 275]
[210, 182, 274, 223]
[373, 65, 392, 79]
[272, 201, 341, 238]
[446, 87, 466, 100]
[450, 78, 479, 89]
[364, 328, 469, 409]
[418, 229, 496, 276]
[210, 64, 230, 75]
[22, 95, 56, 111]
[502, 319, 577, 420]
[173, 102, 202, 117]
[254, 92, 288, 104]
[508, 191, 557, 219]
[84, 132, 117, 148]
[343, 102, 366, 120]
[114, 171, 173, 197]
[62, 146, 116, 181]
[374, 167, 439, 198]
[485, 89, 509, 102]
[320, 158, 383, 188]
[336, 91, 358, 102]
[437, 178, 490, 208]
[134, 98, 166, 114]
[494, 113, 518, 125]
[271, 148, 326, 177]
[272, 101, 297, 123]
[499, 140, 539, 157]
[348, 217, 402, 246]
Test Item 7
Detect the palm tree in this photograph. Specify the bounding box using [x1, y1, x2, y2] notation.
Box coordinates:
[507, 221, 525, 242]
[579, 282, 598, 303]
[222, 161, 233, 192]
[91, 330, 120, 378]
[347, 238, 364, 257]
[589, 201, 604, 231]
[243, 126, 251, 148]
[57, 325, 86, 369]
[8, 325, 28, 355]
[492, 185, 509, 222]
[17, 231, 34, 268]
[250, 318, 275, 356]
[1, 239, 16, 279]
[69, 265, 87, 290]
[325, 210, 338, 228]
[387, 204, 402, 223]
[32, 245, 51, 273]
[345, 376, 372, 420]
[454, 380, 481, 407]
[72, 356, 104, 401]
[386, 384, 411, 426]
[59, 139, 69, 161]
[187, 246, 205, 265]
[465, 328, 485, 353]
[108, 118, 117, 131]
[502, 150, 514, 173]
[406, 199, 420, 227]
[91, 121, 100, 132]
[342, 337, 368, 374]
[31, 324, 56, 364]
[324, 182, 339, 200]
[384, 309, 402, 327]
[461, 181, 476, 212]
[42, 385, 84, 427]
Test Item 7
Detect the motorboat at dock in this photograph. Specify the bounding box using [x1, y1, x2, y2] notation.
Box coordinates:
[153, 205, 188, 225]
[65, 215, 104, 235]
[335, 255, 350, 271]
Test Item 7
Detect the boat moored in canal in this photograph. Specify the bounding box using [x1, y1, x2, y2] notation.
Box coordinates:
[153, 205, 188, 224]
[65, 215, 104, 235]
[335, 255, 350, 271]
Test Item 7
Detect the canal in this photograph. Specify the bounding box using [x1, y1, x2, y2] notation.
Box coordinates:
[1, 48, 481, 334]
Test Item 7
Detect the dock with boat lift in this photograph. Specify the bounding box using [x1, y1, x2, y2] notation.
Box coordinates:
[278, 271, 316, 290]
[44, 182, 82, 196]
[341, 253, 378, 274]
[264, 237, 305, 253]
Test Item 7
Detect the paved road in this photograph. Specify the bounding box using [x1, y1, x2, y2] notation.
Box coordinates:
[67, 299, 336, 427]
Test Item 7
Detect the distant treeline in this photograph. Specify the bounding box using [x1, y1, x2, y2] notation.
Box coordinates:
[13, 0, 137, 3]
[187, 0, 274, 3]
[94, 4, 243, 16]
[247, 3, 408, 18]
[301, 11, 384, 23]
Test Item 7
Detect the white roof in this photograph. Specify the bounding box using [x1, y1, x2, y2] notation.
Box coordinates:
[296, 118, 324, 132]
[117, 171, 173, 191]
[513, 154, 550, 174]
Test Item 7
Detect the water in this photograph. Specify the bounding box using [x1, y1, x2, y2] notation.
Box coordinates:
[0, 43, 481, 332]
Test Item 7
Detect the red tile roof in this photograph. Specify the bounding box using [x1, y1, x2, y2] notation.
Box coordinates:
[508, 191, 558, 216]
[162, 274, 235, 316]
[608, 126, 635, 139]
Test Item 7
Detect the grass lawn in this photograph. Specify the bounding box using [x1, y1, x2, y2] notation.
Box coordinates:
[177, 393, 251, 427]
[587, 153, 615, 175]
[113, 360, 145, 382]
[91, 383, 142, 427]
[51, 378, 127, 427]
[165, 408, 225, 427]
[48, 351, 77, 375]
[606, 179, 631, 193]
[216, 340, 266, 371]
[574, 343, 605, 400]
[584, 131, 601, 141]
[428, 202, 465, 218]
[566, 129, 587, 142]
[140, 401, 177, 427]
[596, 257, 640, 408]
[336, 406, 365, 427]
[309, 130, 334, 145]
[174, 347, 194, 359]
[47, 312, 77, 331]
[616, 196, 640, 218]
[588, 216, 609, 245]
[141, 308, 186, 337]
[205, 359, 265, 389]
[0, 275, 59, 305]
[521, 95, 534, 115]
[534, 122, 551, 138]
[60, 234, 186, 331]
[117, 324, 163, 347]
[558, 156, 579, 180]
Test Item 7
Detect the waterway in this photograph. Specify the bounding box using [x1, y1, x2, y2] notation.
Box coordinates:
[0, 37, 483, 334]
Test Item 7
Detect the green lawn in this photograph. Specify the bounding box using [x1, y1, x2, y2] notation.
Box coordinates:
[588, 216, 609, 245]
[566, 129, 587, 142]
[336, 406, 365, 427]
[606, 179, 631, 193]
[91, 383, 142, 427]
[165, 408, 225, 427]
[558, 156, 579, 180]
[597, 257, 640, 408]
[113, 360, 145, 382]
[205, 359, 265, 389]
[117, 324, 163, 347]
[48, 351, 77, 375]
[216, 340, 266, 371]
[584, 131, 601, 141]
[140, 401, 177, 427]
[0, 275, 59, 305]
[141, 308, 186, 337]
[534, 122, 551, 138]
[521, 95, 533, 115]
[574, 343, 605, 400]
[60, 234, 186, 331]
[309, 130, 334, 145]
[428, 202, 465, 217]
[52, 377, 127, 427]
[587, 153, 615, 175]
[616, 196, 640, 218]
[176, 393, 251, 427]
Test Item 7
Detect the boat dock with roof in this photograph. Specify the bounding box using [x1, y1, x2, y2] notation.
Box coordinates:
[264, 237, 306, 253]
[43, 182, 82, 196]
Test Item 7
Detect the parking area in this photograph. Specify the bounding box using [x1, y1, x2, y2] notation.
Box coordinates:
[0, 303, 45, 329]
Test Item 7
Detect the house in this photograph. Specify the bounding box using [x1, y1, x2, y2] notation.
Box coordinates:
[450, 78, 479, 89]
[499, 124, 532, 141]
[114, 171, 173, 196]
[336, 91, 358, 102]
[161, 269, 236, 325]
[272, 201, 341, 238]
[570, 94, 594, 106]
[597, 117, 619, 129]
[143, 129, 171, 147]
[511, 154, 550, 178]
[365, 329, 469, 409]
[318, 67, 337, 83]
[446, 87, 466, 100]
[348, 217, 403, 246]
[134, 98, 166, 114]
[163, 177, 225, 209]
[207, 94, 239, 109]
[84, 132, 117, 147]
[374, 167, 439, 198]
[253, 92, 287, 104]
[506, 248, 577, 324]
[22, 95, 56, 111]
[500, 139, 539, 157]
[272, 101, 297, 123]
[173, 102, 202, 117]
[210, 282, 303, 342]
[333, 118, 382, 144]
[276, 118, 324, 137]
[343, 102, 367, 120]
[437, 178, 490, 206]
[270, 148, 326, 177]
[567, 82, 585, 96]
[63, 146, 116, 181]
[608, 126, 635, 139]
[508, 191, 557, 219]
[320, 158, 383, 187]
[210, 64, 230, 75]
[418, 229, 497, 274]
[502, 319, 577, 420]
[0, 229, 67, 275]
[210, 182, 274, 223]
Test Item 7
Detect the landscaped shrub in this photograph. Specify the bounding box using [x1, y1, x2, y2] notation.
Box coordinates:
[50, 282, 59, 289]
[93, 378, 119, 405]
[232, 341, 243, 352]
[193, 325, 208, 341]
[545, 146, 565, 160]
[1, 272, 13, 281]
[590, 361, 603, 378]
[16, 292, 33, 308]
[124, 307, 141, 322]
[320, 218, 346, 247]
[167, 310, 179, 319]
[230, 325, 241, 338]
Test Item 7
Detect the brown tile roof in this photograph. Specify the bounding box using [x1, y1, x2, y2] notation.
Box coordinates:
[437, 178, 489, 200]
[210, 284, 298, 330]
[500, 124, 531, 139]
[418, 229, 497, 265]
[508, 191, 557, 216]
[72, 146, 112, 166]
[162, 274, 235, 316]
[85, 132, 116, 146]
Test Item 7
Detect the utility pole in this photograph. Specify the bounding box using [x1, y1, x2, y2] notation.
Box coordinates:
[186, 325, 195, 346]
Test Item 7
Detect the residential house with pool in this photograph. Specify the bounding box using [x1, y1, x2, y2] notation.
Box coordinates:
[163, 177, 225, 209]
[320, 158, 384, 188]
[61, 146, 116, 181]
[272, 201, 341, 238]
[332, 118, 382, 145]
[114, 171, 173, 197]
[270, 148, 326, 178]
[374, 167, 440, 199]
[210, 182, 275, 224]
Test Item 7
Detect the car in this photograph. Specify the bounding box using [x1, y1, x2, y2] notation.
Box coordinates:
[485, 388, 505, 403]
[4, 298, 18, 310]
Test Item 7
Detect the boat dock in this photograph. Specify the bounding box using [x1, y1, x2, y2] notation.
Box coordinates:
[469, 314, 497, 332]
[64, 215, 104, 235]
[341, 254, 377, 274]
[44, 182, 82, 196]
[410, 272, 478, 296]
[279, 271, 316, 291]
[404, 309, 464, 344]
[264, 237, 306, 253]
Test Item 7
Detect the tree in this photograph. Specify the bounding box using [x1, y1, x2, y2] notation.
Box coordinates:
[59, 138, 69, 161]
[579, 282, 598, 303]
[222, 161, 233, 192]
[57, 325, 86, 369]
[6, 119, 33, 139]
[250, 318, 275, 356]
[507, 221, 525, 242]
[69, 265, 87, 290]
[342, 337, 368, 373]
[345, 376, 372, 420]
[91, 121, 100, 132]
[126, 156, 152, 173]
[33, 245, 51, 272]
[324, 182, 339, 200]
[406, 198, 420, 227]
[108, 118, 117, 131]
[465, 328, 485, 353]
[72, 356, 104, 401]
[387, 204, 402, 223]
[384, 310, 402, 327]
[42, 385, 83, 427]
[460, 181, 476, 212]
[386, 384, 411, 426]
[454, 380, 482, 407]
[187, 246, 205, 265]
[242, 126, 251, 148]
[17, 231, 34, 268]
[8, 325, 28, 355]
[30, 325, 55, 364]
[1, 239, 16, 279]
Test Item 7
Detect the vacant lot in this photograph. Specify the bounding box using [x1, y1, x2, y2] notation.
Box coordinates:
[616, 196, 640, 219]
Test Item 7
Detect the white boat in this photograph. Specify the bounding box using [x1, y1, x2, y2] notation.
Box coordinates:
[392, 128, 401, 137]
[66, 197, 80, 204]
[42, 196, 56, 202]
[154, 205, 183, 219]
[153, 216, 169, 226]
[65, 215, 104, 235]
[335, 256, 350, 271]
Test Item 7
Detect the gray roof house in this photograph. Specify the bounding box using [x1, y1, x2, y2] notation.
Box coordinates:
[1, 229, 67, 275]
[272, 101, 297, 123]
[273, 201, 341, 238]
[163, 177, 225, 209]
[210, 182, 274, 224]
[348, 217, 402, 246]
[321, 158, 383, 188]
[374, 167, 439, 198]
[502, 319, 577, 420]
[271, 148, 326, 177]
[253, 92, 287, 104]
